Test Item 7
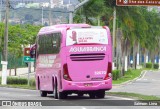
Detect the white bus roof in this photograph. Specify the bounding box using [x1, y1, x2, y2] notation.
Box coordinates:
[38, 24, 91, 35]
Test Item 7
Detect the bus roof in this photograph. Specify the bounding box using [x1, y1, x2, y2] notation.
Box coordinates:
[38, 24, 91, 35]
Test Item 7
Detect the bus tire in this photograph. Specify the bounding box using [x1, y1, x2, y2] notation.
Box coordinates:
[38, 77, 40, 90]
[96, 90, 105, 98]
[54, 83, 67, 99]
[39, 79, 47, 97]
[54, 83, 58, 99]
[40, 90, 47, 97]
[59, 92, 67, 99]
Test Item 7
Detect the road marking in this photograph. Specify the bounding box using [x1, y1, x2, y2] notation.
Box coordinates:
[22, 94, 39, 97]
[89, 96, 134, 100]
[151, 79, 160, 81]
[0, 87, 37, 92]
[107, 96, 134, 100]
[81, 107, 87, 109]
[0, 92, 10, 95]
[139, 71, 147, 80]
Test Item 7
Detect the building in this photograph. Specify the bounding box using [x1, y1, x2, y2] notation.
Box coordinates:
[8, 0, 50, 8]
[10, 0, 49, 4]
[50, 0, 63, 8]
[10, 0, 64, 8]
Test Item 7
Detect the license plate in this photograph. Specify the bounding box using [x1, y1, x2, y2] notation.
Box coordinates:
[84, 83, 93, 87]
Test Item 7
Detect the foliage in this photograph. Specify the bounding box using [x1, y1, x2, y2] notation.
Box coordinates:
[0, 77, 35, 87]
[146, 63, 152, 68]
[112, 69, 142, 84]
[7, 77, 28, 85]
[74, 0, 160, 74]
[108, 92, 160, 100]
[0, 23, 41, 70]
[153, 63, 159, 69]
[74, 0, 107, 25]
[0, 23, 41, 58]
[112, 70, 120, 80]
[0, 23, 5, 52]
[29, 78, 36, 87]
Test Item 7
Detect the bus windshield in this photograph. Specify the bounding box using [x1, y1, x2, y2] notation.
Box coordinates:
[66, 28, 108, 46]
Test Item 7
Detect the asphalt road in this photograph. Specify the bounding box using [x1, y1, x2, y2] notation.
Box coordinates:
[0, 87, 132, 101]
[0, 87, 159, 109]
[0, 70, 160, 109]
[110, 70, 160, 97]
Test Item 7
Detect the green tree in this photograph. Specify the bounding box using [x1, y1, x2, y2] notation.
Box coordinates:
[74, 0, 107, 25]
[75, 0, 160, 74]
[0, 23, 41, 75]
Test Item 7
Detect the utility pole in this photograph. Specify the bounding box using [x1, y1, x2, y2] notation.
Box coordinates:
[1, 0, 9, 85]
[69, 0, 89, 24]
[41, 5, 44, 25]
[0, 0, 2, 22]
[97, 16, 100, 26]
[112, 7, 116, 70]
[69, 5, 74, 24]
[137, 43, 140, 65]
[49, 0, 52, 25]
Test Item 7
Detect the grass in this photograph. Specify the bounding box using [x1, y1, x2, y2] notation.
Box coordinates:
[0, 84, 36, 90]
[108, 92, 160, 100]
[112, 69, 143, 84]
[143, 68, 159, 71]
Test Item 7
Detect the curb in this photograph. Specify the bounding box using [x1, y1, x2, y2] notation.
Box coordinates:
[17, 72, 35, 76]
[113, 70, 147, 86]
[0, 85, 36, 90]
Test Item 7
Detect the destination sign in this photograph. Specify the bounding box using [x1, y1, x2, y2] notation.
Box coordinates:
[116, 0, 160, 6]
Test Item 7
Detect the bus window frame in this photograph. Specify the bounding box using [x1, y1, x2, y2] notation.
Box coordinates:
[36, 32, 62, 56]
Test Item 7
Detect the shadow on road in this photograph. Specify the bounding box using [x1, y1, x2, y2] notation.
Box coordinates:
[47, 93, 115, 101]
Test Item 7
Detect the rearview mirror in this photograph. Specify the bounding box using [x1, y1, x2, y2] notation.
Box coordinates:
[30, 50, 36, 58]
[30, 44, 37, 58]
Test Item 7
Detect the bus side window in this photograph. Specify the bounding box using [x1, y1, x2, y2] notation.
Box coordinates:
[37, 36, 40, 57]
[37, 33, 61, 55]
[52, 33, 61, 54]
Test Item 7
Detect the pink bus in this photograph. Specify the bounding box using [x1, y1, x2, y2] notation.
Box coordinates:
[30, 24, 112, 99]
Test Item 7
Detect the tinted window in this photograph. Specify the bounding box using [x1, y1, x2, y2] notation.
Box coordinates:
[37, 33, 61, 54]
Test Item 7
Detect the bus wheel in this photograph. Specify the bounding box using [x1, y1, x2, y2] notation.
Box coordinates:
[54, 83, 67, 99]
[96, 90, 105, 98]
[59, 92, 67, 99]
[54, 83, 58, 99]
[89, 93, 96, 99]
[39, 80, 47, 97]
[40, 91, 47, 97]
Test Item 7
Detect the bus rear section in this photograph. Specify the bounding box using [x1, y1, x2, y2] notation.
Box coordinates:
[61, 26, 112, 98]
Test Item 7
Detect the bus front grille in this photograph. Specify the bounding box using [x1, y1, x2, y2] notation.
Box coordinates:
[70, 53, 105, 61]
